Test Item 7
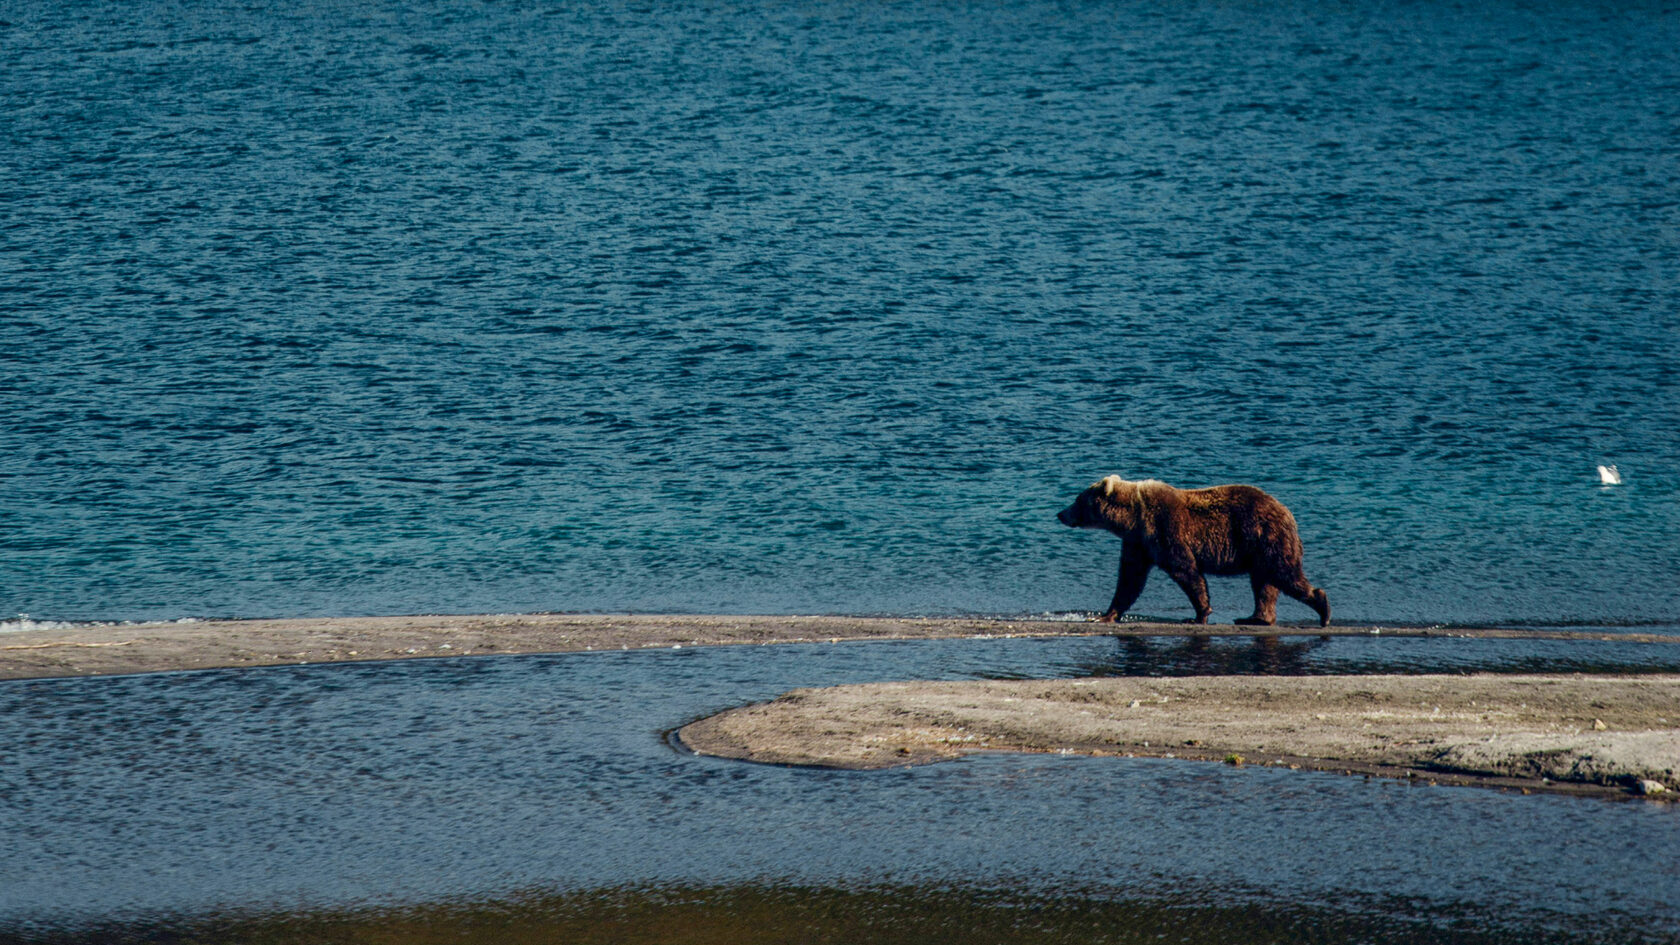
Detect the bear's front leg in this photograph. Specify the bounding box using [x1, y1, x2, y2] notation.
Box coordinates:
[1099, 554, 1152, 622]
[1165, 566, 1212, 624]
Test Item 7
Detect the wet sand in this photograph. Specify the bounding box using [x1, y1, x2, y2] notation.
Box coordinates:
[3, 612, 1675, 681]
[678, 674, 1680, 798]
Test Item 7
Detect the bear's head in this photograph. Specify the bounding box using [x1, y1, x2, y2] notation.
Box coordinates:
[1057, 475, 1145, 533]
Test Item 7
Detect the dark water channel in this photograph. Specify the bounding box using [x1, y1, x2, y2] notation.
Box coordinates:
[2, 636, 1678, 943]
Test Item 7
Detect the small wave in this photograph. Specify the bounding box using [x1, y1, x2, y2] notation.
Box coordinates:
[1434, 617, 1680, 635]
[1, 615, 100, 634]
[1013, 612, 1180, 624]
[0, 615, 201, 634]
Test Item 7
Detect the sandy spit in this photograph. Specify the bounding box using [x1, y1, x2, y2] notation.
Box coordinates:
[678, 675, 1680, 798]
[0, 613, 1113, 680]
[3, 613, 1674, 681]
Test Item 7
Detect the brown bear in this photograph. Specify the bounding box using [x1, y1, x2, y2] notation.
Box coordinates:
[1057, 476, 1330, 627]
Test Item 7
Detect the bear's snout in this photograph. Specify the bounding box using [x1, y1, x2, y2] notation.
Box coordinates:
[1056, 507, 1078, 527]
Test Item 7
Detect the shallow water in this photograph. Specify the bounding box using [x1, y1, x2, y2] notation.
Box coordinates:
[3, 639, 1677, 941]
[11, 884, 1657, 945]
[4, 0, 1679, 624]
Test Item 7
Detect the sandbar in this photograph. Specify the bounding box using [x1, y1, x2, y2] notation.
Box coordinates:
[678, 674, 1680, 798]
[3, 613, 1675, 681]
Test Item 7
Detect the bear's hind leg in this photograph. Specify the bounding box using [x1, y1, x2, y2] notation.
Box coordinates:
[1278, 574, 1331, 627]
[1308, 587, 1330, 627]
[1234, 575, 1278, 626]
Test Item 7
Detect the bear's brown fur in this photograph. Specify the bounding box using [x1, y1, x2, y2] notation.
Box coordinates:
[1057, 476, 1330, 627]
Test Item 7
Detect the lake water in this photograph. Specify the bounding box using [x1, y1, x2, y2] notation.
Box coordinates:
[3, 0, 1678, 626]
[3, 3, 1679, 941]
[3, 638, 1679, 942]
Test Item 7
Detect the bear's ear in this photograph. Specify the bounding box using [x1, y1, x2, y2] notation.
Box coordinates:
[1097, 474, 1128, 496]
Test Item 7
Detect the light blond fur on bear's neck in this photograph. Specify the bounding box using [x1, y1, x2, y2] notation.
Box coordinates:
[1095, 475, 1166, 495]
[1095, 476, 1167, 522]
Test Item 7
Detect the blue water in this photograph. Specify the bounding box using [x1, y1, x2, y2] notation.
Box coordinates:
[3, 0, 1678, 624]
[3, 638, 1678, 936]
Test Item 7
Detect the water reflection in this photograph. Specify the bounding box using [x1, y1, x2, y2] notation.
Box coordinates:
[1107, 634, 1331, 677]
[1045, 634, 1680, 679]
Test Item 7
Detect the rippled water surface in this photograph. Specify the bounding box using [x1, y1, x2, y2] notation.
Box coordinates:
[3, 0, 1678, 624]
[3, 639, 1679, 942]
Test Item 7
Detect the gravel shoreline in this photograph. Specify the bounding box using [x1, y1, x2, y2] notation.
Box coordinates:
[4, 612, 1676, 681]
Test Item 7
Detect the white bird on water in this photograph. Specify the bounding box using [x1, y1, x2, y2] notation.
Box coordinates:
[1597, 464, 1622, 485]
